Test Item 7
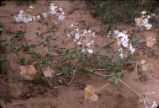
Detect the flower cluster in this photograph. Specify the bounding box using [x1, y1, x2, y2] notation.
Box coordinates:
[114, 30, 135, 59]
[67, 24, 95, 54]
[135, 11, 152, 30]
[14, 8, 38, 23]
[14, 2, 65, 23]
[49, 3, 65, 20]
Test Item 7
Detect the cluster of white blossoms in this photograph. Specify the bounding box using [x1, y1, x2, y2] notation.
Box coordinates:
[14, 6, 40, 23]
[135, 11, 152, 30]
[114, 30, 135, 59]
[49, 3, 65, 20]
[14, 2, 65, 23]
[67, 24, 95, 54]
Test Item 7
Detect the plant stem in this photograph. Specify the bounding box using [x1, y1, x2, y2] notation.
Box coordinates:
[118, 79, 141, 97]
[95, 83, 110, 92]
[0, 58, 6, 60]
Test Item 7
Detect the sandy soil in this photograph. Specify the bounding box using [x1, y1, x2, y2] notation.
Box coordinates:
[0, 1, 159, 108]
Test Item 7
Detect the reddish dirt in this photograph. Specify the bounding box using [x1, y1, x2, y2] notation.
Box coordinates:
[0, 1, 159, 108]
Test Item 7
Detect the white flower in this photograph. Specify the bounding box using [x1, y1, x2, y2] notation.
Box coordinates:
[86, 42, 91, 48]
[77, 42, 81, 45]
[91, 40, 94, 44]
[50, 5, 57, 11]
[76, 28, 79, 32]
[107, 31, 112, 38]
[129, 44, 135, 54]
[70, 24, 74, 27]
[141, 11, 146, 15]
[23, 17, 32, 23]
[50, 3, 54, 6]
[82, 29, 87, 36]
[50, 10, 56, 15]
[118, 48, 124, 59]
[121, 37, 129, 48]
[87, 49, 93, 54]
[59, 7, 63, 11]
[135, 11, 152, 30]
[50, 4, 57, 15]
[92, 32, 95, 37]
[88, 29, 91, 33]
[119, 53, 124, 59]
[147, 15, 151, 19]
[61, 11, 64, 15]
[145, 23, 152, 30]
[75, 33, 80, 40]
[151, 101, 158, 108]
[14, 10, 26, 23]
[114, 30, 120, 36]
[81, 49, 86, 53]
[29, 6, 33, 9]
[42, 12, 48, 18]
[19, 10, 24, 14]
[37, 15, 40, 19]
[58, 15, 65, 20]
[14, 10, 33, 23]
[67, 34, 70, 38]
[114, 30, 129, 48]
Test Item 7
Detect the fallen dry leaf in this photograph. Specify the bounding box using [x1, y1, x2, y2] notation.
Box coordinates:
[20, 65, 37, 80]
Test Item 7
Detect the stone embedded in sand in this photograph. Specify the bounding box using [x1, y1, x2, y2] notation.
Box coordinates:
[84, 85, 98, 101]
[20, 65, 37, 80]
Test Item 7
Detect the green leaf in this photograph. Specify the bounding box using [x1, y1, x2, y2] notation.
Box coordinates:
[37, 42, 45, 46]
[0, 40, 6, 44]
[23, 45, 30, 51]
[116, 70, 124, 79]
[37, 33, 44, 39]
[43, 58, 50, 66]
[19, 58, 26, 65]
[45, 36, 51, 43]
[30, 44, 36, 48]
[13, 46, 21, 52]
[96, 53, 110, 58]
[62, 68, 70, 75]
[19, 31, 24, 39]
[132, 35, 139, 46]
[104, 74, 114, 79]
[10, 37, 18, 44]
[0, 23, 5, 30]
[33, 53, 41, 59]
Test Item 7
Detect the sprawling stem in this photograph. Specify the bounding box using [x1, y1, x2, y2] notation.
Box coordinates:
[118, 79, 141, 97]
[95, 83, 110, 92]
